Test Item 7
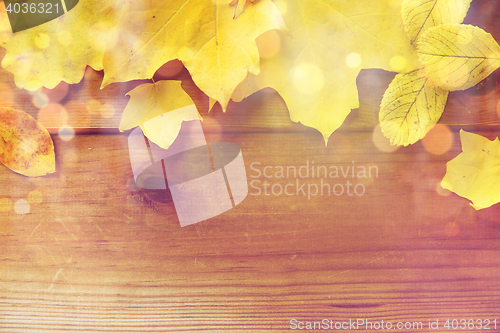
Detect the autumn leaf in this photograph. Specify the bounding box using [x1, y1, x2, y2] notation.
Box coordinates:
[232, 0, 419, 143]
[418, 24, 500, 91]
[0, 0, 124, 91]
[380, 0, 478, 146]
[0, 107, 55, 177]
[441, 130, 500, 210]
[0, 4, 12, 37]
[120, 81, 200, 150]
[101, 0, 286, 111]
[379, 69, 448, 146]
[230, 0, 251, 19]
[401, 0, 471, 45]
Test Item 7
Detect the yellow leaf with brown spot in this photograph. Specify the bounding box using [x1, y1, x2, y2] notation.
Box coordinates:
[0, 107, 55, 177]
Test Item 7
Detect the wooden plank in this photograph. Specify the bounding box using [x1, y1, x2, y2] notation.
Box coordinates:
[0, 128, 499, 331]
[1, 0, 500, 330]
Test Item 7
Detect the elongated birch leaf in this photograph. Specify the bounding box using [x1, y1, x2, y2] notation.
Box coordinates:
[0, 107, 55, 177]
[120, 81, 200, 150]
[418, 24, 500, 91]
[380, 69, 448, 146]
[401, 0, 471, 45]
[441, 130, 500, 210]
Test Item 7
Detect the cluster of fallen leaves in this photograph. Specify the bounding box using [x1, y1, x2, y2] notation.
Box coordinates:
[380, 0, 500, 146]
[0, 0, 499, 210]
[379, 0, 500, 210]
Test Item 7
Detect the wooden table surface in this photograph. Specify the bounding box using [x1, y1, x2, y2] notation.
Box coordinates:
[1, 2, 500, 332]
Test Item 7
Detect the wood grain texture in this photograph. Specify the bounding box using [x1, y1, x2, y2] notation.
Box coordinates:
[1, 0, 500, 331]
[0, 122, 499, 331]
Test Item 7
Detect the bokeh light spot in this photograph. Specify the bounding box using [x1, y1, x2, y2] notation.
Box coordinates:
[34, 33, 50, 49]
[436, 181, 451, 197]
[42, 81, 69, 103]
[14, 199, 30, 215]
[27, 190, 43, 205]
[444, 222, 460, 237]
[389, 55, 408, 72]
[57, 30, 72, 46]
[32, 91, 49, 109]
[291, 63, 324, 95]
[59, 126, 75, 141]
[38, 103, 68, 133]
[0, 198, 12, 212]
[346, 53, 362, 68]
[372, 124, 399, 153]
[66, 100, 91, 127]
[86, 99, 102, 115]
[100, 103, 116, 119]
[422, 124, 453, 155]
[257, 30, 281, 59]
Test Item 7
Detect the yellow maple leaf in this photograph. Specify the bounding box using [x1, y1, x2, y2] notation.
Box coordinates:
[230, 0, 252, 19]
[0, 0, 124, 91]
[441, 130, 500, 210]
[101, 0, 286, 111]
[418, 24, 500, 91]
[379, 69, 448, 146]
[232, 0, 419, 144]
[120, 81, 201, 150]
[0, 107, 55, 177]
[401, 0, 471, 45]
[0, 4, 11, 37]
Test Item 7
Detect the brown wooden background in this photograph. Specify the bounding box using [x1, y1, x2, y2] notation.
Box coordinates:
[1, 1, 500, 331]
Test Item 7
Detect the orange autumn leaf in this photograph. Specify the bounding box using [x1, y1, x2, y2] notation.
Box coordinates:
[0, 107, 55, 177]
